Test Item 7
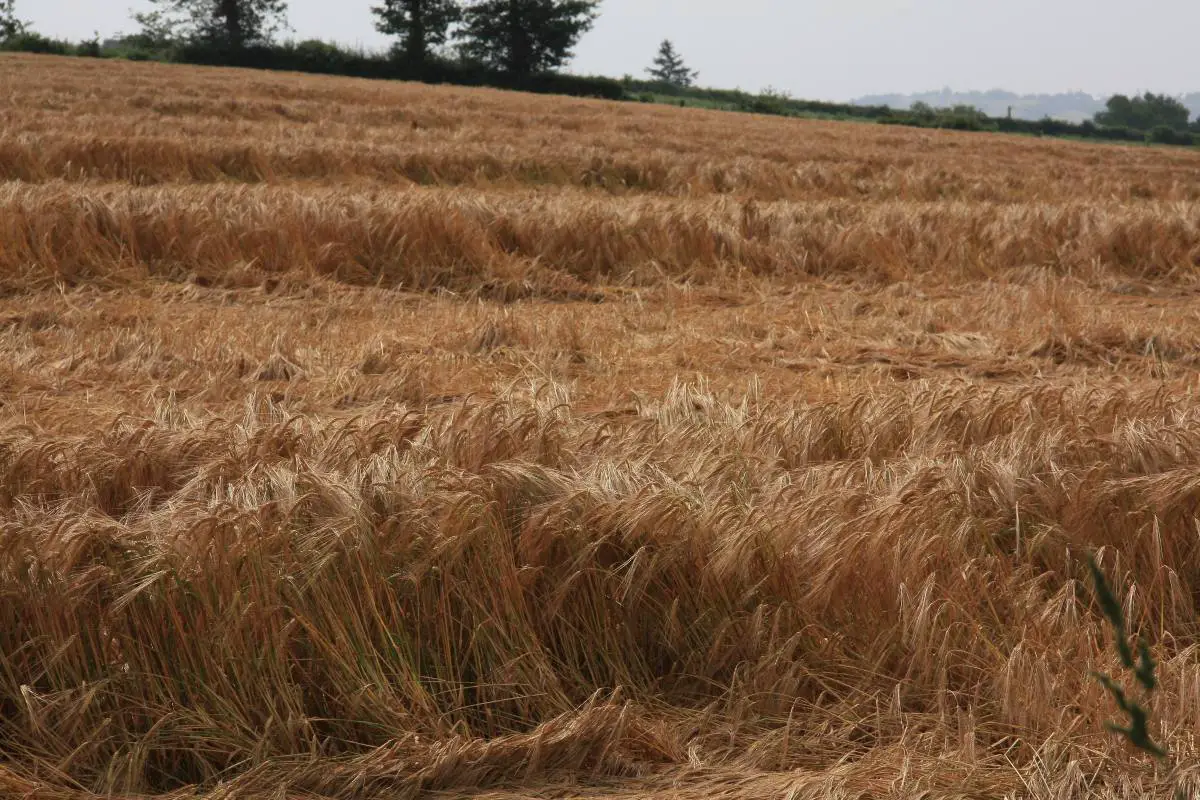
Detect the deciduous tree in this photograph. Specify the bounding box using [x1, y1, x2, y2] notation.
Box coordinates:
[0, 0, 28, 40]
[373, 0, 462, 66]
[459, 0, 599, 76]
[135, 0, 289, 49]
[1095, 92, 1191, 132]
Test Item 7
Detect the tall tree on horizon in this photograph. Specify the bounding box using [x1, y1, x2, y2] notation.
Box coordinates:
[372, 0, 462, 66]
[135, 0, 289, 49]
[459, 0, 600, 76]
[0, 0, 28, 39]
[645, 39, 697, 88]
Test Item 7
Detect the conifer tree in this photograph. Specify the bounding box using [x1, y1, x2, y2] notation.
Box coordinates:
[646, 39, 697, 88]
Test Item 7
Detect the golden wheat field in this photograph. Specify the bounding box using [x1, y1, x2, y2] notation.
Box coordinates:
[3, 51, 1200, 799]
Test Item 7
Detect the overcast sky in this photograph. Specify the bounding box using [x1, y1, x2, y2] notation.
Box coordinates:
[22, 0, 1199, 100]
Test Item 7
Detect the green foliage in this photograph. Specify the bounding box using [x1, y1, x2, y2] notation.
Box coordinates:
[372, 0, 462, 66]
[1146, 125, 1197, 146]
[0, 0, 26, 40]
[109, 45, 161, 61]
[285, 38, 360, 72]
[459, 0, 599, 76]
[941, 105, 988, 130]
[646, 39, 697, 88]
[909, 101, 936, 121]
[858, 88, 1111, 122]
[76, 31, 102, 58]
[165, 37, 622, 98]
[1088, 555, 1167, 759]
[879, 102, 992, 131]
[0, 31, 73, 54]
[734, 86, 796, 116]
[127, 9, 183, 48]
[1096, 92, 1191, 132]
[137, 0, 289, 49]
[1089, 124, 1144, 142]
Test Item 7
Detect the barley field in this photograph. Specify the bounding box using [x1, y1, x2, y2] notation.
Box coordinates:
[2, 52, 1200, 799]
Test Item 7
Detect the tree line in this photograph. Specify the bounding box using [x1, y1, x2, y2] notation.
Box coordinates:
[0, 0, 604, 78]
[134, 0, 601, 78]
[894, 93, 1200, 143]
[1, 0, 692, 90]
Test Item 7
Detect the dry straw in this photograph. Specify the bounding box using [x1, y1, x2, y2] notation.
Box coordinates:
[1, 52, 1200, 799]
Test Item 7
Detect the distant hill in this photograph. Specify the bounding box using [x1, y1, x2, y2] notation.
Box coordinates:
[853, 89, 1200, 124]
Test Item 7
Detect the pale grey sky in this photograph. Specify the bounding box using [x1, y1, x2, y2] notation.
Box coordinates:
[20, 0, 1199, 101]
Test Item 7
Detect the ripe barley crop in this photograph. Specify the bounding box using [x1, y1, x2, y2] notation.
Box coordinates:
[1, 52, 1199, 799]
[3, 186, 1198, 294]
